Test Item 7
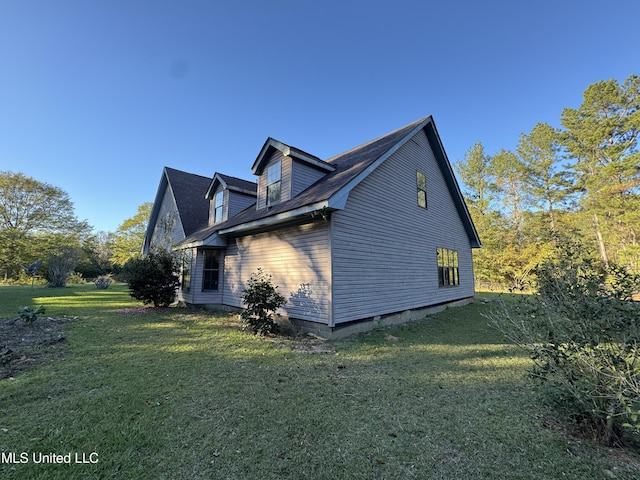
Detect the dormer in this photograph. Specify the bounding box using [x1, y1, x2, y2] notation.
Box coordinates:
[205, 173, 257, 226]
[252, 138, 335, 210]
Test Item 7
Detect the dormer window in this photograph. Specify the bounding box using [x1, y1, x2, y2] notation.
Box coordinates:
[266, 161, 281, 205]
[214, 191, 224, 223]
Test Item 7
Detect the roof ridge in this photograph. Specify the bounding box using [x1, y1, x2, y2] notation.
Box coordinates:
[164, 166, 212, 181]
[325, 116, 430, 164]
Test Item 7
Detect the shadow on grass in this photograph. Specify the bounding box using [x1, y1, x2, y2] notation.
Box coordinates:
[3, 293, 638, 480]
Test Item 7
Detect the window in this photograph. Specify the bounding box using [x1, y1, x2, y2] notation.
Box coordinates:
[202, 250, 220, 291]
[437, 248, 459, 287]
[214, 191, 224, 223]
[417, 171, 427, 209]
[266, 161, 281, 205]
[182, 249, 193, 292]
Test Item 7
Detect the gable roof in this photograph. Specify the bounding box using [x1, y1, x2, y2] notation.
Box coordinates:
[143, 167, 212, 252]
[178, 116, 481, 249]
[252, 137, 335, 175]
[205, 172, 257, 199]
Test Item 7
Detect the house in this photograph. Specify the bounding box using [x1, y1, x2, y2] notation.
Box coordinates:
[143, 167, 213, 252]
[144, 116, 481, 338]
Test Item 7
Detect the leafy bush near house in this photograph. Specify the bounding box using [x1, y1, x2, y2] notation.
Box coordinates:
[488, 239, 640, 446]
[121, 250, 180, 307]
[240, 268, 286, 335]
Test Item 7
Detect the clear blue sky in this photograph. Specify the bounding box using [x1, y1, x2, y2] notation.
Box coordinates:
[1, 0, 637, 233]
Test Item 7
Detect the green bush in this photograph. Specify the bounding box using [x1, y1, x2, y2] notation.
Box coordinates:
[240, 268, 286, 335]
[488, 239, 640, 446]
[66, 272, 85, 285]
[121, 250, 180, 307]
[94, 275, 113, 290]
[18, 305, 46, 323]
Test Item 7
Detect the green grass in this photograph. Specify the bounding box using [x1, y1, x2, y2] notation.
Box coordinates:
[1, 286, 638, 479]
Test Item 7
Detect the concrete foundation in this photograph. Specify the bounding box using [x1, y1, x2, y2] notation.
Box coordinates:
[287, 297, 474, 339]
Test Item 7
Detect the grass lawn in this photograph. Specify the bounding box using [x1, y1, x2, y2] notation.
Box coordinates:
[1, 284, 639, 479]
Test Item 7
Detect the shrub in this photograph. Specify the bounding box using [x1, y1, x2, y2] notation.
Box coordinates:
[18, 305, 46, 323]
[488, 239, 640, 446]
[66, 272, 85, 285]
[47, 247, 82, 287]
[121, 249, 180, 307]
[95, 275, 113, 290]
[240, 268, 286, 335]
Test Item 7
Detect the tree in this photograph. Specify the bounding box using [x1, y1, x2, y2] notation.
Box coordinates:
[490, 149, 530, 242]
[517, 123, 574, 231]
[561, 74, 640, 267]
[0, 171, 87, 280]
[455, 142, 494, 216]
[121, 248, 180, 307]
[48, 246, 82, 287]
[111, 202, 153, 266]
[76, 230, 116, 279]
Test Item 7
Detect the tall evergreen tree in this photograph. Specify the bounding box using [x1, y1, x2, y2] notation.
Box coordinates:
[561, 74, 640, 266]
[490, 149, 529, 243]
[455, 142, 494, 216]
[517, 123, 574, 231]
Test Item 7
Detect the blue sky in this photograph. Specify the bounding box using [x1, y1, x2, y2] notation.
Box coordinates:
[1, 0, 637, 233]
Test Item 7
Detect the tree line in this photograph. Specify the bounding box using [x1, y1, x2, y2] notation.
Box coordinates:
[2, 75, 637, 288]
[0, 170, 151, 285]
[455, 74, 639, 290]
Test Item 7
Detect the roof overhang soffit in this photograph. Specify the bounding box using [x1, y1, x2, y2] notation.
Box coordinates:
[176, 231, 227, 250]
[219, 201, 332, 237]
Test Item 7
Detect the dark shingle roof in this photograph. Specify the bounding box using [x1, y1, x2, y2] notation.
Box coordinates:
[179, 117, 428, 245]
[164, 167, 212, 236]
[215, 173, 257, 194]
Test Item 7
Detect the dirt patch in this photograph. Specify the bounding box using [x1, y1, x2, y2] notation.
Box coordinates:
[0, 316, 77, 379]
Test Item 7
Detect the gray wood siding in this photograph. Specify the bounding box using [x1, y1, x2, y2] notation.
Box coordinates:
[228, 191, 256, 219]
[256, 152, 292, 210]
[331, 129, 475, 324]
[150, 185, 185, 249]
[189, 248, 225, 305]
[223, 221, 331, 324]
[291, 160, 327, 197]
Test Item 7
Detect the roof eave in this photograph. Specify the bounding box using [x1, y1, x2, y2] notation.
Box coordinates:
[219, 201, 332, 236]
[176, 232, 227, 250]
[423, 120, 482, 248]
